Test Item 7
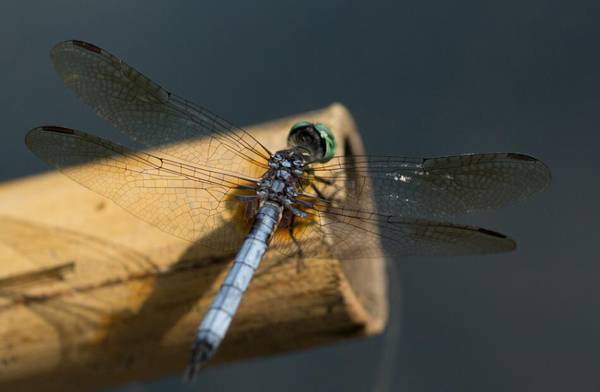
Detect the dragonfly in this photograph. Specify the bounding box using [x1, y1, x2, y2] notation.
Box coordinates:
[25, 40, 551, 380]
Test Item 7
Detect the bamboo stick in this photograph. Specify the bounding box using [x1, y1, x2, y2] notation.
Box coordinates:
[0, 103, 388, 391]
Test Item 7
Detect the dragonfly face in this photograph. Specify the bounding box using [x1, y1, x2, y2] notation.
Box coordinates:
[286, 121, 337, 164]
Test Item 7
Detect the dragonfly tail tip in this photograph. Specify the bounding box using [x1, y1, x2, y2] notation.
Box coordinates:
[183, 339, 215, 382]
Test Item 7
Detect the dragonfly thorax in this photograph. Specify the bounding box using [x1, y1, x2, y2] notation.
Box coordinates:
[256, 149, 308, 217]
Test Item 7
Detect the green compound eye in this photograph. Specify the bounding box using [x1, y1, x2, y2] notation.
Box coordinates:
[288, 121, 337, 163]
[290, 121, 313, 131]
[313, 123, 336, 162]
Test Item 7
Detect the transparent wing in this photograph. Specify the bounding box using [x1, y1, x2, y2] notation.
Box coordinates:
[267, 196, 516, 261]
[313, 153, 551, 219]
[51, 40, 270, 178]
[308, 206, 516, 259]
[271, 152, 549, 259]
[25, 126, 256, 250]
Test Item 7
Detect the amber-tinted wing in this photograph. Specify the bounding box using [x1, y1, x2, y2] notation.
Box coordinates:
[51, 40, 270, 178]
[25, 126, 255, 251]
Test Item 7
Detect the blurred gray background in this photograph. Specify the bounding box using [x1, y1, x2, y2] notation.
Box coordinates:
[1, 1, 598, 391]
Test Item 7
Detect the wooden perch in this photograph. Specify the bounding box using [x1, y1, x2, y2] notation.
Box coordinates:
[0, 103, 388, 391]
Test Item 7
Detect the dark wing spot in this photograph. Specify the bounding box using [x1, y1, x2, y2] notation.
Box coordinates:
[478, 227, 507, 238]
[42, 126, 75, 135]
[72, 40, 102, 54]
[507, 153, 537, 162]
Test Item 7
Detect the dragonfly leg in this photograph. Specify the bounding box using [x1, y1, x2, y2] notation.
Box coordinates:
[310, 180, 343, 206]
[287, 215, 307, 273]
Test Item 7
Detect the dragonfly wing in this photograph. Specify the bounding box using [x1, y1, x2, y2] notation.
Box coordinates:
[313, 153, 551, 219]
[50, 40, 269, 178]
[266, 203, 514, 260]
[26, 126, 253, 250]
[309, 206, 515, 259]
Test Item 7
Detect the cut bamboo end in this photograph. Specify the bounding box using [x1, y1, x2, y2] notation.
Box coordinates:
[0, 103, 388, 391]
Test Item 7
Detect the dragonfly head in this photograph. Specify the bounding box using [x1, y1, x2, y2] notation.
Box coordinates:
[288, 121, 336, 163]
